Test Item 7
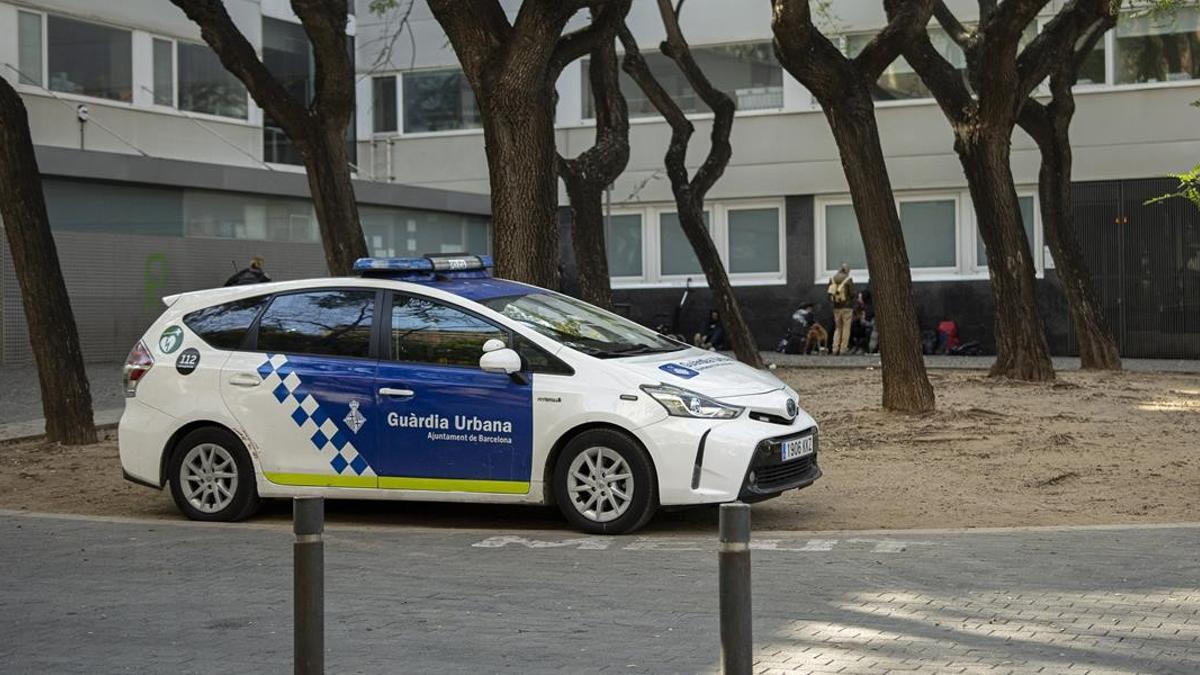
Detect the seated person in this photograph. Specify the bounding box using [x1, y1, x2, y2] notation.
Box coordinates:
[693, 310, 727, 351]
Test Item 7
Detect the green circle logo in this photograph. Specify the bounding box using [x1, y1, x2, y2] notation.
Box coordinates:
[159, 325, 184, 354]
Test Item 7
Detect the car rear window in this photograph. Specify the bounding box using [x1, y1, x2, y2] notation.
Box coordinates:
[183, 296, 270, 350]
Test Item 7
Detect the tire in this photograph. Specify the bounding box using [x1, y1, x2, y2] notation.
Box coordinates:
[168, 426, 261, 522]
[553, 429, 658, 535]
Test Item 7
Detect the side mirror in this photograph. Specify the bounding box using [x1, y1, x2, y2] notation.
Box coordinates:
[480, 347, 522, 375]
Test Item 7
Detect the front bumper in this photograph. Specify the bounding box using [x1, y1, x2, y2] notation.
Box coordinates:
[639, 407, 820, 506]
[738, 428, 821, 502]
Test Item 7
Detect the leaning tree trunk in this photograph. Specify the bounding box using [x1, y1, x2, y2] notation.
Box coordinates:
[825, 93, 935, 412]
[674, 196, 761, 367]
[301, 123, 367, 275]
[1031, 119, 1121, 370]
[958, 129, 1055, 381]
[482, 84, 562, 289]
[0, 78, 96, 444]
[562, 179, 614, 309]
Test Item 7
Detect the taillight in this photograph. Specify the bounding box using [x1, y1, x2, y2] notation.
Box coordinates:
[124, 340, 155, 397]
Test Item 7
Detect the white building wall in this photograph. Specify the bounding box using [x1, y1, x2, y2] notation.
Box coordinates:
[357, 0, 1200, 201]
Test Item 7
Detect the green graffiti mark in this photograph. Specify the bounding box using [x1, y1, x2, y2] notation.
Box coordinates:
[144, 252, 169, 315]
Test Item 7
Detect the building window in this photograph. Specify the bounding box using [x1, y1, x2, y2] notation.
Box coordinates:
[659, 211, 710, 277]
[584, 41, 782, 119]
[152, 38, 174, 106]
[899, 199, 957, 269]
[605, 214, 643, 278]
[823, 203, 868, 271]
[1115, 8, 1200, 84]
[183, 190, 319, 242]
[360, 206, 490, 257]
[263, 17, 313, 164]
[1075, 33, 1108, 86]
[17, 11, 43, 86]
[402, 69, 482, 133]
[976, 196, 1037, 268]
[373, 75, 397, 132]
[727, 207, 782, 275]
[177, 42, 246, 118]
[46, 14, 132, 102]
[817, 190, 1042, 281]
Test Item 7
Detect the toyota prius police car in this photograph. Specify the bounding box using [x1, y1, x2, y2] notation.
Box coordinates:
[119, 254, 820, 534]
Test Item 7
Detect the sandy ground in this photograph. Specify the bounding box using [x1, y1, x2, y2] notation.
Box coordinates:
[1, 368, 1197, 532]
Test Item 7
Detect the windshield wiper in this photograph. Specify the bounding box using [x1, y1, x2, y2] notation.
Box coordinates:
[589, 344, 683, 358]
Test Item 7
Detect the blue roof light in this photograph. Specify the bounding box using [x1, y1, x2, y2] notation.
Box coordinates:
[352, 254, 494, 280]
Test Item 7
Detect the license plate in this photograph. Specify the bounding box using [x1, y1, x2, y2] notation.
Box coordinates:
[781, 435, 814, 462]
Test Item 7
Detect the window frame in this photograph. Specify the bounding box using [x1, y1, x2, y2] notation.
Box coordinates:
[814, 189, 1044, 284]
[246, 287, 385, 362]
[608, 199, 787, 289]
[16, 8, 48, 88]
[603, 209, 648, 284]
[16, 9, 137, 107]
[397, 66, 484, 137]
[150, 36, 178, 110]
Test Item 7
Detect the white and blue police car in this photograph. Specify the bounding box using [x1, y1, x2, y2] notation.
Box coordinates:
[119, 255, 820, 534]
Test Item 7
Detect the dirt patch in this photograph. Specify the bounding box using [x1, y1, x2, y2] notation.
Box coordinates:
[0, 368, 1197, 532]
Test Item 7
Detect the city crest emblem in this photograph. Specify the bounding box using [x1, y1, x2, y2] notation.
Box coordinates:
[344, 400, 366, 434]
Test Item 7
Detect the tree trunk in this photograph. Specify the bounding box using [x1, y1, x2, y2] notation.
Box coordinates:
[824, 94, 935, 412]
[562, 180, 614, 309]
[958, 129, 1055, 381]
[675, 196, 763, 368]
[0, 79, 96, 445]
[301, 124, 367, 275]
[482, 86, 562, 289]
[1029, 119, 1121, 371]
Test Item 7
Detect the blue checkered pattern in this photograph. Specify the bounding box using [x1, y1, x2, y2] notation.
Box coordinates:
[256, 354, 374, 477]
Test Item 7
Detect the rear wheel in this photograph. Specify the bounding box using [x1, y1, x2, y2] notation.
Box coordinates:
[168, 427, 260, 522]
[553, 429, 657, 534]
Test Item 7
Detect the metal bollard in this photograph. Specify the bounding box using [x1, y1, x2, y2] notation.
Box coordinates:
[294, 497, 324, 675]
[719, 502, 753, 675]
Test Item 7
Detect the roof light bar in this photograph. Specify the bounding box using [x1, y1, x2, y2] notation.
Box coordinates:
[352, 255, 494, 279]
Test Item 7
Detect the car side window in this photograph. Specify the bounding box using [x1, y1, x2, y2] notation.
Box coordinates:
[514, 335, 574, 376]
[390, 295, 506, 367]
[256, 290, 375, 358]
[183, 296, 270, 350]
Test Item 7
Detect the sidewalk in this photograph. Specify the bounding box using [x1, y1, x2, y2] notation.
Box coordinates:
[0, 362, 124, 441]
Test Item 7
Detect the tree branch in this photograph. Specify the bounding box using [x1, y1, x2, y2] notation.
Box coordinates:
[897, 5, 973, 123]
[652, 0, 732, 199]
[619, 25, 693, 193]
[986, 0, 1049, 42]
[426, 0, 513, 91]
[932, 1, 973, 48]
[550, 0, 632, 77]
[770, 0, 852, 98]
[168, 0, 307, 137]
[854, 0, 938, 82]
[1016, 0, 1112, 97]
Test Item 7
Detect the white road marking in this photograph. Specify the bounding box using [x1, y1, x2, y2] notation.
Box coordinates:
[471, 535, 935, 553]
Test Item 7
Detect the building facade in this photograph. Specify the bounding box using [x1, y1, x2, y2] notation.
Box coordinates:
[0, 0, 491, 365]
[358, 0, 1200, 358]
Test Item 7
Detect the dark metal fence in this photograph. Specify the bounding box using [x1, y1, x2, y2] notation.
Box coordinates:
[1070, 177, 1200, 359]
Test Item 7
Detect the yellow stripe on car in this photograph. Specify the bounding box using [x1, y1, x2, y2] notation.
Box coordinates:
[265, 472, 529, 494]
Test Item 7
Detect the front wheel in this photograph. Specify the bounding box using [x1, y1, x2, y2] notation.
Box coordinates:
[168, 427, 261, 522]
[553, 429, 657, 535]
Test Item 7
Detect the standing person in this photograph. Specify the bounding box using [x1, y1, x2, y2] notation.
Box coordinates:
[224, 256, 271, 286]
[827, 263, 854, 355]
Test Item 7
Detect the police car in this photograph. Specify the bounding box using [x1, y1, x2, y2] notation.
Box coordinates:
[119, 255, 820, 534]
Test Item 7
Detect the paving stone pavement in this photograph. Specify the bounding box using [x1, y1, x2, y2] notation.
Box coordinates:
[0, 512, 1196, 674]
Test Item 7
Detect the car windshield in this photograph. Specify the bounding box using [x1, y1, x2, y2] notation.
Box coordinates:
[481, 292, 686, 359]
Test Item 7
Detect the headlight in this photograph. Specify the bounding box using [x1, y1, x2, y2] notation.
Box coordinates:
[640, 384, 744, 419]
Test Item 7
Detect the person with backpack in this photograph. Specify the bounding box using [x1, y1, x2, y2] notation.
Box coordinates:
[827, 263, 855, 355]
[224, 255, 271, 286]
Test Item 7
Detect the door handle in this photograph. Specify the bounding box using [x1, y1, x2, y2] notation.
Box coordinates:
[228, 373, 262, 388]
[379, 387, 415, 397]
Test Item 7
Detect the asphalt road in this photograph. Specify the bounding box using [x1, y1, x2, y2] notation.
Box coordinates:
[0, 511, 1196, 674]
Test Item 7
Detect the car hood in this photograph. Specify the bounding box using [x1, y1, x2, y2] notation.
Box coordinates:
[607, 348, 785, 399]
